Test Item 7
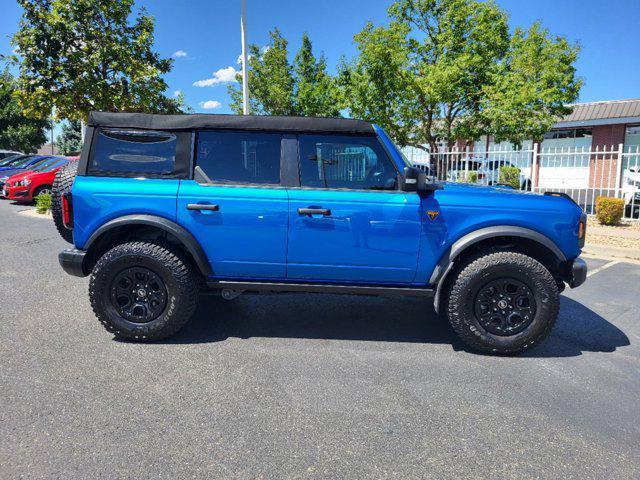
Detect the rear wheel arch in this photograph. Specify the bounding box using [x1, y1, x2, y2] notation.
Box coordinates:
[431, 226, 566, 314]
[82, 215, 212, 278]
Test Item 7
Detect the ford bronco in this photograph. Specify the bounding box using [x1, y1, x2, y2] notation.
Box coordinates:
[56, 112, 587, 354]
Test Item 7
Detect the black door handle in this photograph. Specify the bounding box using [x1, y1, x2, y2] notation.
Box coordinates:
[298, 208, 331, 216]
[187, 203, 219, 211]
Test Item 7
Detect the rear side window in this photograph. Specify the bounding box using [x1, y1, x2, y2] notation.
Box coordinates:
[89, 129, 177, 176]
[195, 130, 281, 185]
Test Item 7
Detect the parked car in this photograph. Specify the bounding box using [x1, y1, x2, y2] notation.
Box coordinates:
[477, 159, 531, 190]
[445, 158, 482, 182]
[622, 166, 640, 218]
[0, 155, 56, 191]
[55, 112, 587, 354]
[3, 157, 72, 202]
[0, 154, 52, 174]
[0, 149, 22, 160]
[0, 153, 34, 168]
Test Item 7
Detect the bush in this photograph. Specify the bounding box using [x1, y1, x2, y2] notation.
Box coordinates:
[466, 171, 478, 183]
[595, 197, 624, 225]
[499, 166, 521, 189]
[35, 192, 52, 214]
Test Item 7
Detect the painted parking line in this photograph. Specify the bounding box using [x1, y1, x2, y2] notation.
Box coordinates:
[586, 260, 619, 277]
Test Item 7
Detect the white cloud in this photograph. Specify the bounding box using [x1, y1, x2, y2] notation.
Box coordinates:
[200, 100, 222, 109]
[172, 50, 188, 58]
[173, 90, 182, 98]
[193, 66, 238, 87]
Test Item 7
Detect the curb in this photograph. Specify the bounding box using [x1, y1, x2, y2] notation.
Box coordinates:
[17, 208, 52, 220]
[582, 243, 640, 261]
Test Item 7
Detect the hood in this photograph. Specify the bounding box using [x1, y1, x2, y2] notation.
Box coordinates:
[435, 181, 582, 216]
[6, 170, 34, 184]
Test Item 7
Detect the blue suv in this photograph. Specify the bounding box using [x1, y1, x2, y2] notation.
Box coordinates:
[56, 112, 587, 353]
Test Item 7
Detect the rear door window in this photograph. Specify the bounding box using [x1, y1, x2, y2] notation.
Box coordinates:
[89, 129, 177, 176]
[195, 130, 281, 185]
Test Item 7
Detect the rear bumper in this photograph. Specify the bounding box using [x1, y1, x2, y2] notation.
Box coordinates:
[58, 248, 88, 277]
[569, 257, 587, 288]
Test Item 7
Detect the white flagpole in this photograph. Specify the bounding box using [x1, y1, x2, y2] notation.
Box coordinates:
[240, 0, 250, 115]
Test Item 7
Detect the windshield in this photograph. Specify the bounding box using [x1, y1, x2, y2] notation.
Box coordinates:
[35, 158, 68, 172]
[0, 154, 30, 167]
[9, 155, 41, 168]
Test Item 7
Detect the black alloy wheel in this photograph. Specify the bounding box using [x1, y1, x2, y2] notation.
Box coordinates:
[474, 278, 536, 336]
[110, 267, 167, 323]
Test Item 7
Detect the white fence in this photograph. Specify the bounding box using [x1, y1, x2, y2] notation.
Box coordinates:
[402, 144, 640, 220]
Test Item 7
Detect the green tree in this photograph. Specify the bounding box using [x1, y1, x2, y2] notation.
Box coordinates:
[0, 68, 48, 152]
[11, 0, 183, 122]
[341, 0, 581, 151]
[57, 120, 82, 155]
[481, 22, 581, 144]
[293, 33, 342, 117]
[229, 30, 342, 116]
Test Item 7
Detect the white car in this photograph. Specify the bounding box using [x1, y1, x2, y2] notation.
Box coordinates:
[622, 166, 640, 218]
[477, 159, 531, 190]
[445, 158, 482, 183]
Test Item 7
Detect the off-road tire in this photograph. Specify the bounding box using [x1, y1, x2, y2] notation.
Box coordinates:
[89, 242, 199, 341]
[51, 162, 78, 243]
[445, 251, 559, 354]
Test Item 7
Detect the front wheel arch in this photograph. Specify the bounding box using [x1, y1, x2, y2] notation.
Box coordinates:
[431, 228, 566, 314]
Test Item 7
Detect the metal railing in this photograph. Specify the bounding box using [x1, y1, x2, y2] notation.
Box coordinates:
[402, 143, 640, 220]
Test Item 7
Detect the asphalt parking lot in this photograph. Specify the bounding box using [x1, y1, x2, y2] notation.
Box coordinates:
[1, 199, 639, 479]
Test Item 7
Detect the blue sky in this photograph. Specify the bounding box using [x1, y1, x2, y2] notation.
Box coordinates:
[1, 0, 639, 120]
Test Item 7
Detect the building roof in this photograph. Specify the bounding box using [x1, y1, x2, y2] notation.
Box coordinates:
[88, 111, 375, 134]
[555, 99, 640, 128]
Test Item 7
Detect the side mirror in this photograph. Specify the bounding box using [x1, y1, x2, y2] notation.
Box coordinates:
[401, 166, 441, 193]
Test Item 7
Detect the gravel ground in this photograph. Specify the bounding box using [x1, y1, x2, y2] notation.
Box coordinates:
[586, 217, 640, 250]
[1, 199, 639, 479]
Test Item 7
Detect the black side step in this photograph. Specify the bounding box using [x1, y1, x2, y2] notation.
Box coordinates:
[206, 280, 434, 297]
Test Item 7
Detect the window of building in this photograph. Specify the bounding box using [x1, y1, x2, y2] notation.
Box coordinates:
[195, 130, 281, 185]
[542, 128, 592, 149]
[89, 129, 177, 175]
[299, 135, 397, 190]
[624, 125, 640, 151]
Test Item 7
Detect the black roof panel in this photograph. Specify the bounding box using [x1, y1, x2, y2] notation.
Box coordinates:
[88, 111, 375, 134]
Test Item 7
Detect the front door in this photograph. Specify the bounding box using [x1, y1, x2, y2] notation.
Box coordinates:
[177, 130, 288, 279]
[286, 134, 422, 284]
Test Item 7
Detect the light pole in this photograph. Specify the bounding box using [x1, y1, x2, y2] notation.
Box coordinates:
[240, 0, 250, 115]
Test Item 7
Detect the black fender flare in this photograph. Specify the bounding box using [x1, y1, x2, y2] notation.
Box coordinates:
[430, 226, 566, 314]
[83, 214, 212, 276]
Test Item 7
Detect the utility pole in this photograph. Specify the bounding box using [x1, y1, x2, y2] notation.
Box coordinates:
[50, 112, 54, 155]
[240, 0, 250, 115]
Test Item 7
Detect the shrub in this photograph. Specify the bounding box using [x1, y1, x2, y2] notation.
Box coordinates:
[499, 166, 521, 189]
[35, 192, 52, 214]
[595, 197, 624, 225]
[466, 171, 478, 183]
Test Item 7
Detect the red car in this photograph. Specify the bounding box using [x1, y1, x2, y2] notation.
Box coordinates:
[4, 157, 75, 202]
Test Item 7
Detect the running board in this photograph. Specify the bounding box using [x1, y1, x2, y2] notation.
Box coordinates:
[206, 280, 434, 297]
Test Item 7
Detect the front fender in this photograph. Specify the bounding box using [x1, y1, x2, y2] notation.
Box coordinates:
[429, 225, 567, 315]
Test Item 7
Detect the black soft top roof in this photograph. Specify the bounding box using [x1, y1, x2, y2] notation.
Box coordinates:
[88, 111, 375, 134]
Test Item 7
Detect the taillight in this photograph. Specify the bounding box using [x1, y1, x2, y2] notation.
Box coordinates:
[62, 192, 73, 229]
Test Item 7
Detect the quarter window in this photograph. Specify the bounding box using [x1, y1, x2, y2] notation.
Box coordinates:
[195, 131, 281, 185]
[89, 129, 177, 175]
[299, 135, 397, 190]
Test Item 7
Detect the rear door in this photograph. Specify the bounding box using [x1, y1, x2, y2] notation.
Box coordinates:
[286, 134, 422, 284]
[177, 130, 289, 279]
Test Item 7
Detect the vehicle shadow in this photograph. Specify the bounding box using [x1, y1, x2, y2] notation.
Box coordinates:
[160, 294, 629, 357]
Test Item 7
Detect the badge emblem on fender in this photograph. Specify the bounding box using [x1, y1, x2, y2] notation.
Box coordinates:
[427, 210, 440, 221]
